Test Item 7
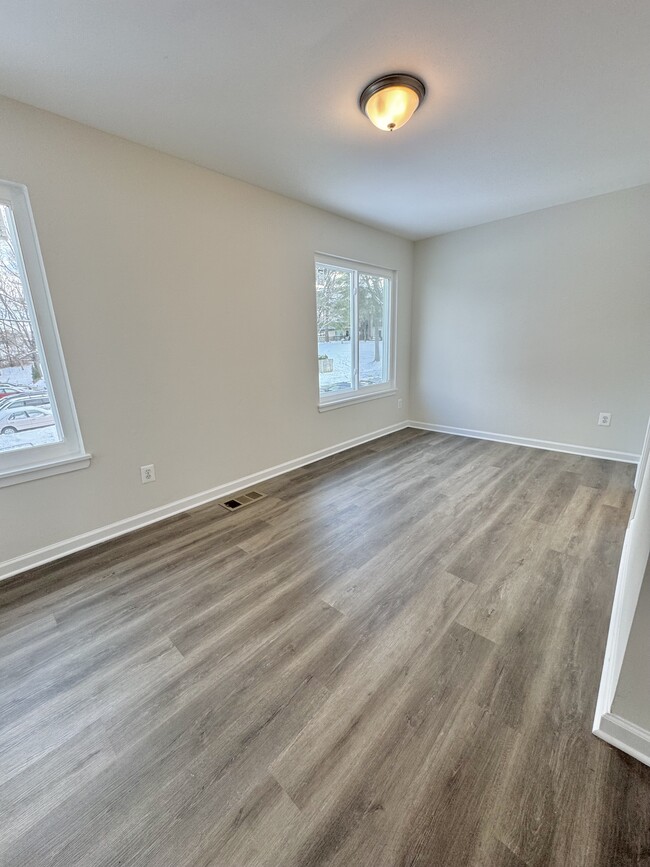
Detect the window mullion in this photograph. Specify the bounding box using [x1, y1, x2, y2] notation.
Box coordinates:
[383, 277, 390, 384]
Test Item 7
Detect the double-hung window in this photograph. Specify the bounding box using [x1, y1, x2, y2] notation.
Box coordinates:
[315, 255, 396, 409]
[0, 179, 88, 486]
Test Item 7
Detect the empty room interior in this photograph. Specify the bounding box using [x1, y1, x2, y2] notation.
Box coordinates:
[2, 2, 650, 865]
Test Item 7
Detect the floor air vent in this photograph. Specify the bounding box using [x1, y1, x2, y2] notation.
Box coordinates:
[218, 490, 267, 512]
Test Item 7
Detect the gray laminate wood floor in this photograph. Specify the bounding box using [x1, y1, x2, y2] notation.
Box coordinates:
[2, 430, 650, 866]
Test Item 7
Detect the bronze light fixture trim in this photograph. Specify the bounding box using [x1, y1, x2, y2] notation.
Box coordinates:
[359, 73, 426, 132]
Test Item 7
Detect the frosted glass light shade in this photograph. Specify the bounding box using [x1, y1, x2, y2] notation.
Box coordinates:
[359, 74, 425, 132]
[365, 86, 420, 131]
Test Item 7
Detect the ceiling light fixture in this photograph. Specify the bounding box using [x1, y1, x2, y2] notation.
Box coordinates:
[359, 73, 426, 132]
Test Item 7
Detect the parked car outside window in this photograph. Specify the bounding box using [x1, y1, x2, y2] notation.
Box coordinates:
[0, 407, 55, 434]
[0, 392, 49, 411]
[0, 384, 26, 400]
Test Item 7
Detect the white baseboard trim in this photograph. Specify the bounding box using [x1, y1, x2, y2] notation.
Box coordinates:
[407, 421, 640, 464]
[594, 712, 650, 768]
[1, 421, 408, 583]
[3, 420, 638, 583]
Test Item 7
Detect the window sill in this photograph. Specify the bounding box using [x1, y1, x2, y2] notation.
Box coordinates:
[0, 452, 92, 488]
[318, 388, 397, 412]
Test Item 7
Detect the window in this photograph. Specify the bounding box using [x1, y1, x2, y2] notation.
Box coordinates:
[315, 255, 396, 409]
[0, 179, 88, 486]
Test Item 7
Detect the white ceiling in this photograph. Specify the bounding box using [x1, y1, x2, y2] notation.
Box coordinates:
[1, 0, 649, 239]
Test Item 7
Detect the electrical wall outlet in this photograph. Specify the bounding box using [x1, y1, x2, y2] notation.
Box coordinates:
[398, 398, 403, 410]
[598, 412, 612, 427]
[141, 464, 156, 483]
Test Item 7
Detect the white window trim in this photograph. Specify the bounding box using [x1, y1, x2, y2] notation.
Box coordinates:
[317, 386, 398, 412]
[0, 179, 90, 487]
[315, 253, 397, 411]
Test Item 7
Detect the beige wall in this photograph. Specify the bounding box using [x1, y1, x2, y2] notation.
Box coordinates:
[0, 96, 412, 572]
[411, 185, 650, 456]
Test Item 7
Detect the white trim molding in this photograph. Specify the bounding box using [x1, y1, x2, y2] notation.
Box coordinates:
[593, 529, 633, 727]
[0, 179, 89, 485]
[407, 421, 640, 464]
[0, 422, 408, 582]
[592, 411, 650, 767]
[595, 713, 650, 768]
[318, 388, 397, 412]
[0, 452, 91, 488]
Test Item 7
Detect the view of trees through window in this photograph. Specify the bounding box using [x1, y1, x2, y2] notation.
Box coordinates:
[316, 260, 391, 399]
[0, 203, 60, 453]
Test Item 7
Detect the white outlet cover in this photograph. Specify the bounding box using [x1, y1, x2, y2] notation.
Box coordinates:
[141, 464, 156, 483]
[598, 413, 612, 426]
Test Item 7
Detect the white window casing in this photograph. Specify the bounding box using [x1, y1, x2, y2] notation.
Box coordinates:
[315, 253, 397, 411]
[0, 179, 90, 487]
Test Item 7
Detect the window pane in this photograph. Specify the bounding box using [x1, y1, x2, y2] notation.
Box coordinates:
[0, 203, 61, 453]
[358, 272, 389, 388]
[316, 264, 353, 396]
